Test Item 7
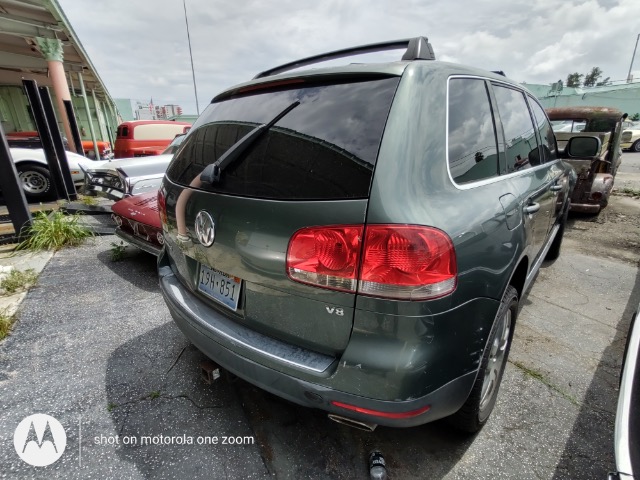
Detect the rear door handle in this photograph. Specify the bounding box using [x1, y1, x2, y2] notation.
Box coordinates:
[524, 202, 540, 214]
[550, 184, 563, 192]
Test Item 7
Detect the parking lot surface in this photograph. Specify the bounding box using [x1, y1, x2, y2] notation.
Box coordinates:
[0, 154, 639, 479]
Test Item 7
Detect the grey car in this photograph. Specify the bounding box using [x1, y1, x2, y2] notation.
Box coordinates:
[157, 37, 576, 432]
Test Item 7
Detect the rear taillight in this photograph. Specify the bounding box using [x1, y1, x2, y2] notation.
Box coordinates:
[287, 226, 363, 293]
[286, 225, 457, 300]
[157, 189, 167, 225]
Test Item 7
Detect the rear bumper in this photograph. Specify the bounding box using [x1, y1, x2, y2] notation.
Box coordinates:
[158, 254, 477, 428]
[115, 227, 161, 256]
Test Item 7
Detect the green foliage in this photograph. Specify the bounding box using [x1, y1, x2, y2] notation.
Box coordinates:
[583, 67, 603, 87]
[0, 309, 12, 341]
[566, 72, 583, 87]
[148, 391, 161, 400]
[0, 269, 38, 294]
[107, 402, 117, 412]
[110, 241, 127, 261]
[17, 211, 93, 252]
[631, 113, 640, 121]
[79, 195, 98, 206]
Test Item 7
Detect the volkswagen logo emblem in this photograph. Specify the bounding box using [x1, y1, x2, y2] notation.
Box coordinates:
[195, 211, 215, 247]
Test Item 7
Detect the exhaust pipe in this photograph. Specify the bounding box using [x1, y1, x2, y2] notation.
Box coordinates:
[328, 414, 377, 432]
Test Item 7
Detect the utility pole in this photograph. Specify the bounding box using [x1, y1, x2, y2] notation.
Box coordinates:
[183, 0, 200, 115]
[628, 33, 640, 83]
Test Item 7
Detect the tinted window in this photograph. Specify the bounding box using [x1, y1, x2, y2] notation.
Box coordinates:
[166, 78, 400, 200]
[528, 98, 558, 163]
[493, 85, 538, 172]
[448, 79, 499, 184]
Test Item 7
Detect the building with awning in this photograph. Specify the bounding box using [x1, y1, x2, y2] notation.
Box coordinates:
[0, 0, 119, 158]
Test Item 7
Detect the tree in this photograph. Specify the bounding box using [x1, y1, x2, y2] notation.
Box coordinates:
[596, 77, 611, 86]
[566, 73, 583, 87]
[583, 67, 603, 87]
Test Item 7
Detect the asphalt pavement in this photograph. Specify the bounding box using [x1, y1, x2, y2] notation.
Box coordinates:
[0, 156, 638, 479]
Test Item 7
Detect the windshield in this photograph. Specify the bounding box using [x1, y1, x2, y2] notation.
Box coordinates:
[166, 77, 400, 200]
[162, 134, 186, 155]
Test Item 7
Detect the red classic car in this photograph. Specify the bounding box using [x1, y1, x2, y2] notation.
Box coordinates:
[111, 191, 162, 255]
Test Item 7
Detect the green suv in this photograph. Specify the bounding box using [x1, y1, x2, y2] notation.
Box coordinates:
[158, 37, 576, 432]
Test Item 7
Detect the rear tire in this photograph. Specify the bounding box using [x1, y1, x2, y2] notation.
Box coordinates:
[633, 140, 640, 153]
[448, 285, 518, 433]
[16, 164, 54, 201]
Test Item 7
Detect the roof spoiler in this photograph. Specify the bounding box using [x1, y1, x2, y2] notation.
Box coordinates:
[253, 36, 435, 79]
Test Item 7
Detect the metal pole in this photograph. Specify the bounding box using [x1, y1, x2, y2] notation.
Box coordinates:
[22, 79, 64, 200]
[63, 100, 84, 159]
[77, 72, 100, 160]
[183, 0, 200, 115]
[628, 33, 640, 83]
[0, 123, 32, 237]
[39, 86, 77, 200]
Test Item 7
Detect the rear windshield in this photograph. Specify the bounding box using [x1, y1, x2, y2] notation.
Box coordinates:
[166, 77, 400, 200]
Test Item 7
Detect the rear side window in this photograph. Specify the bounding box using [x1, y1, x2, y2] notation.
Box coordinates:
[167, 78, 400, 200]
[448, 78, 499, 184]
[118, 126, 129, 138]
[528, 98, 558, 163]
[492, 85, 538, 173]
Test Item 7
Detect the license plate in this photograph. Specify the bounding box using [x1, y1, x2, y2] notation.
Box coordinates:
[197, 265, 242, 311]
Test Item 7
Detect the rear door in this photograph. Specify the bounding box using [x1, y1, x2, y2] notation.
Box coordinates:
[491, 83, 555, 260]
[163, 77, 400, 356]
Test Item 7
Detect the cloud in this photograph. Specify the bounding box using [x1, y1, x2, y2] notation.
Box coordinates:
[57, 0, 640, 114]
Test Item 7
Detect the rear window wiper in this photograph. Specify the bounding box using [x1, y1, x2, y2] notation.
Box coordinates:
[200, 100, 301, 184]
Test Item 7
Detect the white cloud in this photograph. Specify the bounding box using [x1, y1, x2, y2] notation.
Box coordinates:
[57, 0, 640, 114]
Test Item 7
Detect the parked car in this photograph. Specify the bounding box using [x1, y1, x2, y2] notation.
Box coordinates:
[6, 131, 114, 160]
[609, 305, 640, 480]
[157, 37, 576, 432]
[8, 147, 90, 201]
[111, 191, 163, 256]
[114, 120, 190, 158]
[546, 107, 626, 213]
[621, 121, 640, 152]
[82, 134, 185, 200]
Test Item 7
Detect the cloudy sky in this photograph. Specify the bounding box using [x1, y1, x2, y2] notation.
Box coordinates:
[56, 0, 640, 115]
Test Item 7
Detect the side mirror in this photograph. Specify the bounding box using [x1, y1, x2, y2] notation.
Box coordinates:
[565, 136, 601, 158]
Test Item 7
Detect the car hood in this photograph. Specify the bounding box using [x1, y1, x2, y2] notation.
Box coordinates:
[86, 154, 172, 176]
[111, 190, 160, 228]
[10, 147, 97, 171]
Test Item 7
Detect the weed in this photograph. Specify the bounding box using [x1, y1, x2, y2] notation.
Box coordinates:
[618, 187, 640, 197]
[110, 241, 127, 261]
[17, 211, 93, 251]
[107, 402, 118, 412]
[79, 195, 98, 207]
[511, 360, 580, 406]
[0, 309, 12, 341]
[148, 391, 161, 400]
[0, 269, 38, 295]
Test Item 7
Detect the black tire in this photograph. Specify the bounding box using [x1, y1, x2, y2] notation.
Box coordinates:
[633, 140, 640, 153]
[449, 285, 518, 433]
[545, 202, 569, 261]
[16, 164, 53, 201]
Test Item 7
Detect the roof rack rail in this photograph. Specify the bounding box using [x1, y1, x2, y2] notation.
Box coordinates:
[253, 36, 435, 79]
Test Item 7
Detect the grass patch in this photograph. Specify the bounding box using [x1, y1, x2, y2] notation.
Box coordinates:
[511, 360, 580, 406]
[616, 187, 640, 197]
[0, 269, 38, 295]
[78, 195, 98, 206]
[0, 309, 12, 341]
[110, 241, 127, 261]
[107, 402, 117, 412]
[148, 391, 161, 400]
[17, 211, 93, 251]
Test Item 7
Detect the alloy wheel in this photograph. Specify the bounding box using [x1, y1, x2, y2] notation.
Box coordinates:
[19, 171, 48, 194]
[479, 309, 512, 413]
